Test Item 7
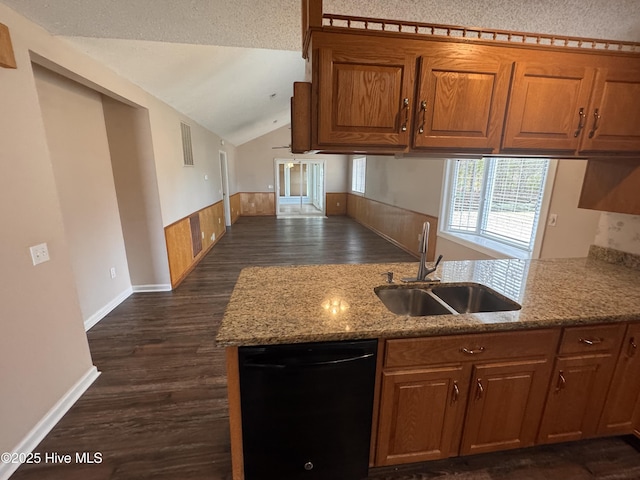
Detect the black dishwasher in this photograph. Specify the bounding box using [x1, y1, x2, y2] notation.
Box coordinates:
[238, 339, 378, 480]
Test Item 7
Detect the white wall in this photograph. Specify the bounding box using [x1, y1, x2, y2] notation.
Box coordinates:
[0, 3, 239, 456]
[102, 97, 171, 289]
[236, 125, 348, 193]
[34, 65, 133, 324]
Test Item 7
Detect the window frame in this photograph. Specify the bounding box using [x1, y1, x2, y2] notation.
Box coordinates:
[439, 157, 557, 259]
[351, 156, 366, 195]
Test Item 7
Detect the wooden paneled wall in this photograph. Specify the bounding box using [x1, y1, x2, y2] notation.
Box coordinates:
[165, 201, 226, 288]
[326, 192, 347, 215]
[229, 193, 241, 224]
[347, 194, 438, 260]
[240, 192, 275, 216]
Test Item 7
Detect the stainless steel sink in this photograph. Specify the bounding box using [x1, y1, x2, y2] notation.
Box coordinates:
[374, 287, 452, 316]
[375, 283, 521, 316]
[431, 284, 521, 313]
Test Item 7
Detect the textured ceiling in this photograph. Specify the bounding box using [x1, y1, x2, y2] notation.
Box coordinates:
[2, 0, 639, 145]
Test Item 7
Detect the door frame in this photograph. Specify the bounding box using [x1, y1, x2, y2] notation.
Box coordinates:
[219, 150, 231, 226]
[274, 158, 326, 217]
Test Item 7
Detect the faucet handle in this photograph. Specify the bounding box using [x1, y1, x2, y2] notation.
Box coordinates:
[381, 271, 394, 284]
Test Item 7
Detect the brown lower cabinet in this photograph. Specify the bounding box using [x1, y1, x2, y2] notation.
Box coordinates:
[375, 323, 640, 467]
[459, 358, 552, 456]
[375, 329, 559, 466]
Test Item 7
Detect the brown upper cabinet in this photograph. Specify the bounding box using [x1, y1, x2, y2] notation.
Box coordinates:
[315, 45, 415, 151]
[503, 62, 640, 153]
[413, 53, 511, 151]
[299, 10, 640, 157]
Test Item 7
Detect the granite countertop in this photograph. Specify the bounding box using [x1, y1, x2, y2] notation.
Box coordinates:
[216, 255, 640, 347]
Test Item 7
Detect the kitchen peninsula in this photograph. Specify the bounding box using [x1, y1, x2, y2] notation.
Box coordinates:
[217, 249, 640, 479]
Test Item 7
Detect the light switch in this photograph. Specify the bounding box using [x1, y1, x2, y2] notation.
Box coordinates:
[30, 243, 50, 266]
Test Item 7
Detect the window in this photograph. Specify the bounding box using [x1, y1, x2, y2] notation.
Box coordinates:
[442, 157, 551, 258]
[351, 157, 366, 194]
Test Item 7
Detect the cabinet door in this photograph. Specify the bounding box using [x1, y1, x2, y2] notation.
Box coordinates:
[316, 47, 415, 149]
[579, 68, 640, 152]
[375, 365, 469, 466]
[598, 324, 640, 435]
[459, 358, 552, 456]
[538, 353, 617, 444]
[413, 56, 511, 151]
[502, 63, 595, 151]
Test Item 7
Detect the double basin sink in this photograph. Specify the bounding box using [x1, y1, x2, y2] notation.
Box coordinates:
[375, 283, 521, 316]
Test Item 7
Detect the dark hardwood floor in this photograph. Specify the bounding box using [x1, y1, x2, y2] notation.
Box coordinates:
[11, 217, 640, 480]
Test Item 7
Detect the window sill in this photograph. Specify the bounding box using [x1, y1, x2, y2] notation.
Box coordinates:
[438, 231, 531, 260]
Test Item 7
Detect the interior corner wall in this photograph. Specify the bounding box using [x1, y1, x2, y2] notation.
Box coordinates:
[102, 96, 171, 288]
[236, 125, 349, 193]
[539, 160, 600, 258]
[33, 65, 132, 321]
[0, 7, 94, 454]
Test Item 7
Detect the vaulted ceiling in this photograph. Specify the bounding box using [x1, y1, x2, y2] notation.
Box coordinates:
[2, 0, 638, 145]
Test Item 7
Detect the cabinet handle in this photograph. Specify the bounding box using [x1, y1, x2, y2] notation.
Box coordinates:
[588, 108, 601, 138]
[628, 337, 638, 357]
[475, 379, 484, 400]
[418, 100, 427, 134]
[573, 107, 586, 137]
[555, 370, 566, 393]
[460, 346, 485, 355]
[579, 337, 604, 346]
[451, 381, 460, 404]
[401, 98, 409, 132]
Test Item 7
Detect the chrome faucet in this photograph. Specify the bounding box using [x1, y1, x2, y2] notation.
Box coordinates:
[402, 221, 443, 282]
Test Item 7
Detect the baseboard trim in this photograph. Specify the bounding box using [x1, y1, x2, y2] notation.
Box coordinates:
[84, 286, 133, 331]
[132, 284, 172, 293]
[0, 366, 100, 480]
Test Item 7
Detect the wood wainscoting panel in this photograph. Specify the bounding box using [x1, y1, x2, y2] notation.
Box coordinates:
[230, 193, 241, 224]
[347, 194, 438, 260]
[165, 218, 194, 287]
[0, 23, 17, 69]
[165, 201, 227, 288]
[326, 193, 347, 215]
[240, 192, 276, 216]
[199, 201, 227, 251]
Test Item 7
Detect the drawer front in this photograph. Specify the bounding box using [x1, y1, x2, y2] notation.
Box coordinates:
[559, 324, 626, 355]
[385, 329, 560, 368]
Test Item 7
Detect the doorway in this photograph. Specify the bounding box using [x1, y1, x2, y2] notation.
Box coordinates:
[220, 151, 231, 227]
[275, 159, 325, 217]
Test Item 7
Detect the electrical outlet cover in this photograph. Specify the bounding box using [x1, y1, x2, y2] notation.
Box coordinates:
[30, 243, 50, 266]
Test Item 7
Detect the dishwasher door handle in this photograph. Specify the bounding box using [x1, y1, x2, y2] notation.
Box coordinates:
[244, 352, 375, 369]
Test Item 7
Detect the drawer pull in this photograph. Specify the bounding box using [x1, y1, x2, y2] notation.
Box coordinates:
[573, 107, 586, 137]
[451, 381, 460, 404]
[588, 108, 600, 139]
[401, 98, 410, 132]
[418, 100, 427, 134]
[555, 370, 566, 393]
[475, 379, 484, 400]
[628, 337, 637, 357]
[579, 337, 604, 346]
[460, 346, 485, 355]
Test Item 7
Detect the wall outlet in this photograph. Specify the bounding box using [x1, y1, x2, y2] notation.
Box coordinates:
[212, 233, 216, 241]
[201, 231, 205, 239]
[29, 242, 50, 266]
[548, 213, 558, 227]
[268, 184, 274, 190]
[218, 218, 221, 224]
[110, 267, 116, 279]
[337, 202, 340, 206]
[204, 174, 209, 181]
